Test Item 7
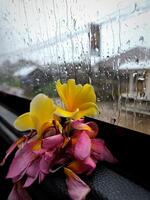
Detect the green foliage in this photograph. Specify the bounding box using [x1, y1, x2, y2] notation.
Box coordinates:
[31, 82, 57, 98]
[0, 75, 21, 88]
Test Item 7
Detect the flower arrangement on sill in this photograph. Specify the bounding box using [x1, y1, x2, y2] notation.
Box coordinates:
[1, 79, 117, 200]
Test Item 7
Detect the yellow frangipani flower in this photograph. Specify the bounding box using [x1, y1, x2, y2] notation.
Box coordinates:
[14, 93, 56, 138]
[55, 79, 98, 119]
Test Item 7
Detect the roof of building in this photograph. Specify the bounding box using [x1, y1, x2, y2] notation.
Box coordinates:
[119, 61, 150, 70]
[14, 65, 37, 77]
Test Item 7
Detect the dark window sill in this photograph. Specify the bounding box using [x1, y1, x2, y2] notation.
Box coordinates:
[0, 91, 150, 200]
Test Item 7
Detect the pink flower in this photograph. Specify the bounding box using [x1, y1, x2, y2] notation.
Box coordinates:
[7, 134, 64, 187]
[67, 120, 117, 175]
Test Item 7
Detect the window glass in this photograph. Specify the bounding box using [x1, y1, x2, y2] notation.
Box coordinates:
[0, 0, 150, 134]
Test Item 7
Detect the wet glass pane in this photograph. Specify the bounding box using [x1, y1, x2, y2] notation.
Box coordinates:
[0, 0, 150, 134]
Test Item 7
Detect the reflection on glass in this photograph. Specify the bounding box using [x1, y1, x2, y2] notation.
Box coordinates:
[0, 0, 150, 134]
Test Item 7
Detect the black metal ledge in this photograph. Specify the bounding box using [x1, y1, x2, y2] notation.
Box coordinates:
[0, 91, 150, 200]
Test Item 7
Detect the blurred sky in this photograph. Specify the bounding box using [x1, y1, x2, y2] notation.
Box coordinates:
[0, 0, 149, 64]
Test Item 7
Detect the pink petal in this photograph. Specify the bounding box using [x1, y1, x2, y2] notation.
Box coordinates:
[39, 171, 46, 183]
[24, 176, 37, 188]
[84, 157, 96, 175]
[0, 136, 26, 166]
[12, 169, 27, 183]
[86, 122, 99, 138]
[42, 134, 64, 150]
[33, 148, 46, 155]
[68, 157, 96, 175]
[91, 139, 118, 163]
[71, 120, 98, 139]
[8, 182, 32, 200]
[71, 119, 84, 127]
[71, 120, 90, 131]
[7, 143, 36, 179]
[26, 157, 40, 177]
[64, 168, 90, 200]
[40, 152, 54, 174]
[24, 157, 41, 187]
[71, 130, 82, 141]
[74, 132, 91, 160]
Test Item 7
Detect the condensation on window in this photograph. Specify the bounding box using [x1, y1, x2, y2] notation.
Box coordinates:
[0, 0, 150, 135]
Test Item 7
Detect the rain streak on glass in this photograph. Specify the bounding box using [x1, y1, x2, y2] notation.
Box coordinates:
[0, 0, 150, 134]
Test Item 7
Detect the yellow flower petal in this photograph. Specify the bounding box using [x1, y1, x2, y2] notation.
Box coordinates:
[66, 79, 82, 110]
[75, 84, 96, 107]
[54, 107, 79, 118]
[56, 80, 67, 106]
[30, 93, 56, 132]
[13, 112, 35, 131]
[74, 102, 98, 119]
[56, 79, 98, 119]
[78, 102, 98, 110]
[38, 121, 53, 137]
[56, 79, 82, 111]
